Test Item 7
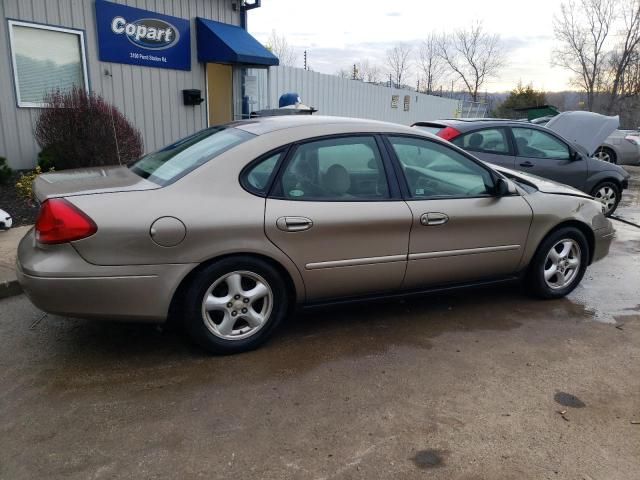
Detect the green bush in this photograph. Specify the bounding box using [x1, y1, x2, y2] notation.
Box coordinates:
[0, 157, 12, 184]
[37, 147, 57, 172]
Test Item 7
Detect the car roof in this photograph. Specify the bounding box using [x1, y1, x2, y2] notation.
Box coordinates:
[230, 115, 419, 136]
[414, 118, 536, 131]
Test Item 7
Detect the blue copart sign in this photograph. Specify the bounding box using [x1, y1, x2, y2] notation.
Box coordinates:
[95, 0, 191, 70]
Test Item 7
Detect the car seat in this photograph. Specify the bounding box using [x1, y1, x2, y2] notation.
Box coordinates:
[322, 164, 351, 198]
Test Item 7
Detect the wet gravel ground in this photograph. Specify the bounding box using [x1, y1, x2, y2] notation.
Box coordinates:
[1, 174, 639, 480]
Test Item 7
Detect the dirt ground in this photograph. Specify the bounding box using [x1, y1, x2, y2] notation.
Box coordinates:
[1, 172, 639, 480]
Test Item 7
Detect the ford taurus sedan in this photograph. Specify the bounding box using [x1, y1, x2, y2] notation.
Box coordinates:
[17, 116, 614, 354]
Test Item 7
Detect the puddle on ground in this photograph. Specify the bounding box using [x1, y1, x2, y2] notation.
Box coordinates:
[411, 449, 446, 469]
[554, 391, 586, 408]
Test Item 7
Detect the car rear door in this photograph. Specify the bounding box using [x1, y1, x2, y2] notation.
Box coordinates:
[384, 135, 532, 289]
[450, 127, 517, 168]
[264, 134, 413, 302]
[510, 126, 587, 189]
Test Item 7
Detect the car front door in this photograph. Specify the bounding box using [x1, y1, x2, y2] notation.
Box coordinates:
[511, 126, 587, 189]
[451, 127, 516, 168]
[264, 135, 413, 302]
[385, 135, 533, 289]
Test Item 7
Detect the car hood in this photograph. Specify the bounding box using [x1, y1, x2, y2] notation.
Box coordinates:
[491, 164, 592, 199]
[545, 111, 619, 156]
[34, 166, 158, 202]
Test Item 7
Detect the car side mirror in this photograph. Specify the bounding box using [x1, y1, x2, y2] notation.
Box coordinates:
[570, 150, 582, 161]
[493, 177, 510, 196]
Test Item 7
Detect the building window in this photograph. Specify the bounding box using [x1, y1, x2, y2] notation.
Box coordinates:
[8, 20, 89, 108]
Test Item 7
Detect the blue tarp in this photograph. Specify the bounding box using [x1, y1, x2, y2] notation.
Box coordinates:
[196, 18, 279, 66]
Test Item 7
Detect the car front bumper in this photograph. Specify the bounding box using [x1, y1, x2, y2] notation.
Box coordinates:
[592, 221, 615, 263]
[16, 228, 196, 322]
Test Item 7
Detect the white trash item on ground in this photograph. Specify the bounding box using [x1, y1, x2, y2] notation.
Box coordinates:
[0, 209, 12, 230]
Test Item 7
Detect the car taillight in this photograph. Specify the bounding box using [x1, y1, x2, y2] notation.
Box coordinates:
[437, 126, 462, 141]
[35, 198, 97, 244]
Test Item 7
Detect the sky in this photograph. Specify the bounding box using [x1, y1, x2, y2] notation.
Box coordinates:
[248, 0, 574, 93]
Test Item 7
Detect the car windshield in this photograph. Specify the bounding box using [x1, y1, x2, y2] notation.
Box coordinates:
[130, 127, 254, 186]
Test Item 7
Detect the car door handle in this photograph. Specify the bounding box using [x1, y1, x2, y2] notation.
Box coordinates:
[519, 161, 534, 167]
[420, 212, 449, 226]
[276, 216, 313, 232]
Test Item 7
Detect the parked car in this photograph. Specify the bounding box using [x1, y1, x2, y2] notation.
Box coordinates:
[17, 116, 614, 354]
[532, 116, 640, 165]
[413, 113, 630, 215]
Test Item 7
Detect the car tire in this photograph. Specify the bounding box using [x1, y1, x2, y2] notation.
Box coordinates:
[595, 146, 617, 164]
[590, 181, 621, 216]
[526, 227, 589, 299]
[183, 256, 290, 354]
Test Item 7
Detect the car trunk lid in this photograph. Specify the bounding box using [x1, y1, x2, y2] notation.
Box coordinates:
[33, 166, 159, 203]
[545, 111, 619, 157]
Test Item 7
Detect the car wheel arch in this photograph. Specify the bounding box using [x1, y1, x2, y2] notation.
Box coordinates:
[168, 252, 300, 326]
[532, 220, 596, 267]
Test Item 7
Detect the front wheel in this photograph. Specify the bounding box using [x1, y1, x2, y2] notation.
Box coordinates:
[183, 257, 290, 354]
[526, 227, 589, 299]
[591, 181, 620, 216]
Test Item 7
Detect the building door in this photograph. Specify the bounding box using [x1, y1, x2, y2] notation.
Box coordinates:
[207, 63, 233, 125]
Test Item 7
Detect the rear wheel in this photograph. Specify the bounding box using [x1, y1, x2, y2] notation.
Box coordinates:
[183, 257, 289, 354]
[594, 146, 617, 164]
[526, 227, 589, 299]
[591, 181, 620, 216]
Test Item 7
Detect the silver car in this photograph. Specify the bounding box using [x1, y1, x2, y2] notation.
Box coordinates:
[17, 116, 615, 354]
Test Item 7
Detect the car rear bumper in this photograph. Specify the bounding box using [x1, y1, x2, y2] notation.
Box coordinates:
[16, 229, 196, 322]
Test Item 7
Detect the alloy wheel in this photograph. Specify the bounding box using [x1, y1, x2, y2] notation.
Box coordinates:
[593, 186, 617, 214]
[543, 239, 581, 290]
[201, 270, 273, 340]
[595, 148, 613, 163]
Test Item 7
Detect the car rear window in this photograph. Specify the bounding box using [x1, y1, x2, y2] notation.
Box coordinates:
[130, 127, 254, 186]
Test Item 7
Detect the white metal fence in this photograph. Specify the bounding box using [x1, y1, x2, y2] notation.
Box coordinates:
[244, 66, 461, 125]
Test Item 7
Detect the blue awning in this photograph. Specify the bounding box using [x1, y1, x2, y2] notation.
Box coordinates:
[196, 18, 279, 66]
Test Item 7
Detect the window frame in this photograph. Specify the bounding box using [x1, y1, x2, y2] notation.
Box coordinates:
[7, 19, 90, 108]
[453, 127, 514, 156]
[509, 126, 572, 161]
[381, 133, 506, 201]
[239, 145, 292, 197]
[267, 133, 403, 202]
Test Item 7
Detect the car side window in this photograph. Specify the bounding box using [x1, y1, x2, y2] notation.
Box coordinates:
[276, 136, 389, 200]
[452, 128, 510, 155]
[388, 136, 494, 199]
[243, 151, 283, 195]
[512, 127, 570, 160]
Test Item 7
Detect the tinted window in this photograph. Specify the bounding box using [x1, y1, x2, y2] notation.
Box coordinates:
[512, 127, 570, 160]
[244, 152, 283, 194]
[277, 136, 389, 200]
[130, 127, 254, 186]
[452, 128, 510, 154]
[389, 136, 494, 198]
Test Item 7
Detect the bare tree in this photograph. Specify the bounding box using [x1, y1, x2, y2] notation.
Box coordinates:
[265, 30, 298, 67]
[553, 0, 615, 111]
[418, 33, 446, 94]
[436, 22, 506, 102]
[335, 68, 351, 79]
[386, 44, 412, 88]
[604, 0, 640, 112]
[356, 59, 382, 83]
